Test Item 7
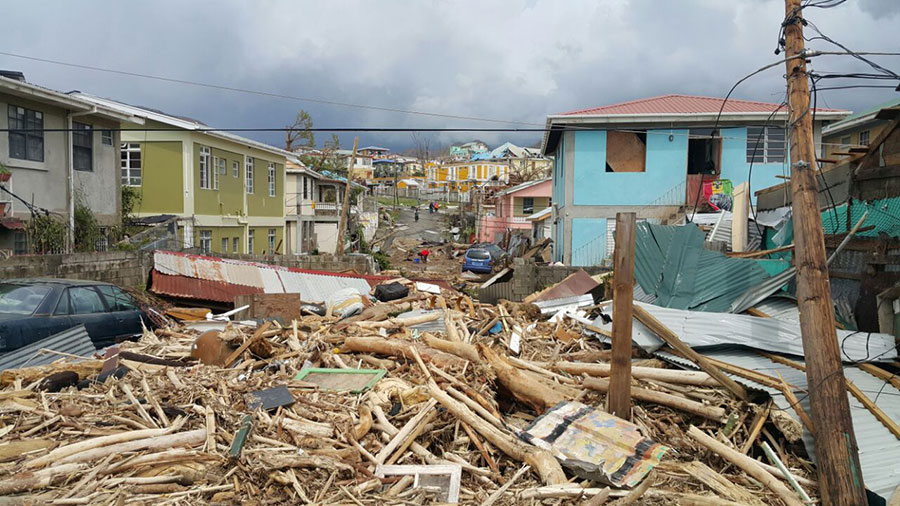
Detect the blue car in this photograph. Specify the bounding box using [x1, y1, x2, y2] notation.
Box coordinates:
[463, 248, 493, 273]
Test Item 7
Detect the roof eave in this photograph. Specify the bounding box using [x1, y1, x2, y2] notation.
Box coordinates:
[822, 112, 882, 136]
[547, 110, 849, 125]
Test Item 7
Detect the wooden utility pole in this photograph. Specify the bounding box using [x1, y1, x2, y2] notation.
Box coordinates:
[335, 137, 359, 255]
[607, 212, 635, 420]
[782, 1, 865, 503]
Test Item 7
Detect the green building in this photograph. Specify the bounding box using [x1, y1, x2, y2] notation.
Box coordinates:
[74, 93, 287, 255]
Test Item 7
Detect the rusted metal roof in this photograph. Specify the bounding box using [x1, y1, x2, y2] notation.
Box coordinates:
[151, 271, 262, 303]
[558, 94, 845, 117]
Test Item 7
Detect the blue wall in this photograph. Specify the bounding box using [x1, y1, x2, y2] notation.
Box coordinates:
[572, 129, 689, 206]
[571, 218, 607, 266]
[719, 127, 786, 204]
[552, 134, 565, 211]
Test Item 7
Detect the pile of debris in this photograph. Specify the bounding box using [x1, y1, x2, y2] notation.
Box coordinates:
[0, 280, 894, 504]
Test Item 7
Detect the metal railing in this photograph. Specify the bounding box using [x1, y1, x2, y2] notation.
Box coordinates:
[648, 180, 688, 207]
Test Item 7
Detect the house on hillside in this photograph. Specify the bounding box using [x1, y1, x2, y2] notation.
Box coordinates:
[822, 97, 900, 161]
[284, 158, 351, 254]
[477, 178, 550, 243]
[449, 140, 489, 160]
[474, 142, 552, 181]
[0, 73, 140, 254]
[541, 94, 850, 266]
[73, 93, 288, 255]
[336, 150, 374, 183]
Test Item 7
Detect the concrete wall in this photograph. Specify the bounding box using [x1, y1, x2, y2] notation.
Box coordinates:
[504, 257, 609, 301]
[0, 251, 152, 288]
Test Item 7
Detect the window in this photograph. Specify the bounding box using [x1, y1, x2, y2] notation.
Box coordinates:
[268, 163, 276, 196]
[605, 131, 646, 172]
[73, 122, 93, 171]
[0, 284, 50, 315]
[268, 228, 276, 252]
[69, 287, 106, 315]
[746, 126, 786, 163]
[120, 143, 142, 186]
[96, 285, 138, 312]
[859, 130, 870, 146]
[248, 229, 255, 253]
[232, 160, 239, 178]
[13, 231, 27, 255]
[213, 156, 225, 190]
[199, 146, 211, 189]
[95, 227, 109, 252]
[101, 130, 113, 146]
[199, 230, 211, 253]
[303, 177, 308, 199]
[7, 105, 43, 162]
[232, 237, 239, 253]
[221, 237, 228, 253]
[245, 157, 254, 194]
[522, 197, 534, 215]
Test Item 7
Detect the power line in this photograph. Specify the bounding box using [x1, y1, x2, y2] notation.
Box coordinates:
[0, 50, 543, 127]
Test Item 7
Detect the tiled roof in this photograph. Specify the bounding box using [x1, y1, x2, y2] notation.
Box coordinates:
[557, 94, 845, 116]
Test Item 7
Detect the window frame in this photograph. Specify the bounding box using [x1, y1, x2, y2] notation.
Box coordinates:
[859, 130, 870, 146]
[746, 126, 786, 164]
[522, 197, 535, 215]
[213, 156, 226, 190]
[232, 160, 239, 178]
[248, 229, 255, 254]
[221, 237, 228, 253]
[96, 285, 138, 312]
[232, 237, 239, 254]
[73, 122, 94, 172]
[120, 143, 142, 187]
[199, 146, 212, 189]
[68, 286, 109, 315]
[199, 230, 212, 253]
[268, 228, 276, 252]
[7, 105, 44, 162]
[245, 157, 254, 194]
[268, 162, 276, 196]
[101, 130, 113, 146]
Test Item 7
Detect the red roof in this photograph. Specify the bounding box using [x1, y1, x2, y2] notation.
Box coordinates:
[557, 94, 845, 116]
[151, 271, 262, 303]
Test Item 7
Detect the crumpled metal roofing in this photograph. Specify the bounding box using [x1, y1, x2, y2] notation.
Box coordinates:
[634, 222, 771, 312]
[153, 250, 381, 303]
[601, 301, 897, 360]
[657, 349, 900, 502]
[691, 211, 761, 251]
[0, 324, 96, 372]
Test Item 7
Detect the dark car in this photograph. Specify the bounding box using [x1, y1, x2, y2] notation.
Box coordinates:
[0, 278, 150, 353]
[462, 243, 510, 274]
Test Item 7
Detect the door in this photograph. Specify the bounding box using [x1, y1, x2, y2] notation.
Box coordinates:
[95, 285, 144, 340]
[64, 286, 118, 349]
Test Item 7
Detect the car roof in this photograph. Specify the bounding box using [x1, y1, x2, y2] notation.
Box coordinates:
[1, 278, 114, 287]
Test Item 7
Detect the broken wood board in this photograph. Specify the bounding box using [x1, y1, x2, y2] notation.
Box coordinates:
[375, 464, 462, 504]
[234, 293, 303, 323]
[294, 368, 386, 393]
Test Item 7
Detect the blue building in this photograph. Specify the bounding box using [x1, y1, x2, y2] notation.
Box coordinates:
[540, 94, 849, 266]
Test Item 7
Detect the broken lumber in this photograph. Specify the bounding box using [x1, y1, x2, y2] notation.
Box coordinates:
[551, 361, 719, 387]
[342, 336, 467, 369]
[582, 377, 726, 421]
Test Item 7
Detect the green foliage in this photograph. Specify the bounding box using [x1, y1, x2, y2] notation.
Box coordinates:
[0, 160, 9, 175]
[373, 250, 391, 271]
[74, 201, 101, 252]
[350, 187, 364, 205]
[121, 186, 141, 225]
[27, 214, 66, 254]
[286, 110, 315, 150]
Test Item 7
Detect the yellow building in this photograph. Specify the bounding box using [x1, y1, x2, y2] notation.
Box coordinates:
[822, 97, 900, 160]
[426, 161, 509, 191]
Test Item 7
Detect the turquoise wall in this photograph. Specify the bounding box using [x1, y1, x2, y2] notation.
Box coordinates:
[571, 218, 607, 266]
[572, 129, 689, 206]
[552, 135, 565, 210]
[719, 127, 787, 204]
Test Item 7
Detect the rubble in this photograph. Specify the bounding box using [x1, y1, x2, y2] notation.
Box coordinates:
[0, 278, 895, 505]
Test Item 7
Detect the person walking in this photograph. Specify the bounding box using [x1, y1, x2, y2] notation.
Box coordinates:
[419, 249, 429, 264]
[414, 207, 419, 222]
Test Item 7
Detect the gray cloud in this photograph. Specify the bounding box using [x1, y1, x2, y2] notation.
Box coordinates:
[1, 0, 897, 151]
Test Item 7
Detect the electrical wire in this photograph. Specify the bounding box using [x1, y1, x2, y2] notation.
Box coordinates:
[804, 20, 900, 79]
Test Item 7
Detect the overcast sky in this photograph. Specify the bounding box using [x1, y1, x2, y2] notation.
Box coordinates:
[2, 0, 898, 152]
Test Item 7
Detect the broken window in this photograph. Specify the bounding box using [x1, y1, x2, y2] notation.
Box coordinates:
[605, 130, 646, 172]
[688, 129, 720, 175]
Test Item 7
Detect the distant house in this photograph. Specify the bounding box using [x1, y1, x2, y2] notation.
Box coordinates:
[359, 146, 389, 158]
[449, 140, 489, 160]
[74, 93, 289, 255]
[336, 150, 374, 183]
[0, 74, 139, 254]
[541, 94, 849, 266]
[822, 97, 900, 161]
[284, 158, 350, 254]
[474, 142, 552, 181]
[478, 178, 551, 243]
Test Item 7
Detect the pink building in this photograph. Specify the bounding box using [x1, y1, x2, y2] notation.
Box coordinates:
[478, 179, 551, 243]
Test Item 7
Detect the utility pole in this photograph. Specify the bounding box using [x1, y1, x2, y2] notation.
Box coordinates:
[336, 137, 359, 255]
[607, 212, 635, 420]
[782, 1, 865, 503]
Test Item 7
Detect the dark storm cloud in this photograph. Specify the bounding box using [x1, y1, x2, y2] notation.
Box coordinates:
[1, 0, 896, 151]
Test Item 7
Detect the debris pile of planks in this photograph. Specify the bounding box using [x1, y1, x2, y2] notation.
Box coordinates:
[0, 285, 862, 505]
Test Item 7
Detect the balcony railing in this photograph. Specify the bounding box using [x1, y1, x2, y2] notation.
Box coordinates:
[315, 201, 339, 216]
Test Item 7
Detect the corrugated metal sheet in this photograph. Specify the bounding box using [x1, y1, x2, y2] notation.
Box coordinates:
[751, 296, 800, 322]
[823, 197, 900, 238]
[0, 324, 96, 372]
[534, 294, 594, 315]
[399, 309, 447, 333]
[559, 94, 796, 116]
[634, 222, 771, 312]
[657, 349, 900, 502]
[478, 281, 515, 305]
[151, 271, 263, 303]
[692, 211, 762, 251]
[627, 301, 897, 360]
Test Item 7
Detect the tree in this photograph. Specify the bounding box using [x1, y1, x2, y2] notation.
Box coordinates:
[410, 131, 433, 165]
[285, 110, 315, 151]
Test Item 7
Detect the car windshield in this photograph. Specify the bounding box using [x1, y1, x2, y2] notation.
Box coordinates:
[467, 249, 490, 260]
[0, 284, 52, 315]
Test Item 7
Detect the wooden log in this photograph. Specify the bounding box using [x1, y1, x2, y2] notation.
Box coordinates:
[422, 334, 480, 364]
[425, 382, 566, 485]
[0, 463, 86, 496]
[632, 305, 748, 400]
[342, 336, 466, 369]
[352, 404, 373, 440]
[687, 426, 804, 506]
[374, 399, 437, 464]
[0, 360, 103, 387]
[27, 427, 171, 469]
[56, 429, 206, 465]
[551, 362, 719, 387]
[478, 344, 566, 414]
[608, 212, 635, 420]
[583, 377, 726, 421]
[223, 321, 272, 367]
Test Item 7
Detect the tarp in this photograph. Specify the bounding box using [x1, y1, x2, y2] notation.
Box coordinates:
[520, 401, 668, 487]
